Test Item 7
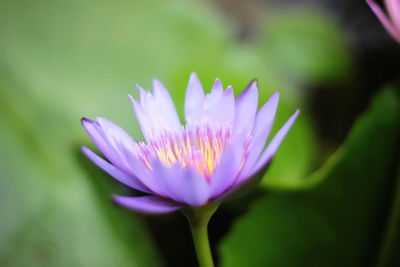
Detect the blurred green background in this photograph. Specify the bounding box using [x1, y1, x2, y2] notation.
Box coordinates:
[0, 0, 399, 266]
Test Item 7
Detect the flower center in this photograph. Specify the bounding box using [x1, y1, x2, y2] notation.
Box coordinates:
[135, 126, 232, 179]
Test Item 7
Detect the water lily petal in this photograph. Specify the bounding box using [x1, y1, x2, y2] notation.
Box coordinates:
[118, 145, 167, 197]
[82, 117, 145, 178]
[216, 86, 235, 127]
[200, 80, 235, 130]
[152, 161, 210, 206]
[367, 0, 400, 42]
[251, 109, 300, 176]
[209, 143, 243, 198]
[185, 72, 205, 125]
[129, 95, 154, 142]
[82, 74, 299, 212]
[386, 0, 400, 30]
[112, 195, 182, 214]
[210, 78, 224, 94]
[152, 79, 182, 131]
[232, 80, 258, 140]
[81, 117, 123, 165]
[96, 117, 136, 154]
[237, 92, 279, 181]
[200, 79, 223, 119]
[81, 146, 151, 193]
[135, 84, 182, 138]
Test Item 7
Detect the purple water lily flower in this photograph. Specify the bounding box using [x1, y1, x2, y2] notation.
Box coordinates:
[81, 73, 299, 214]
[367, 0, 400, 43]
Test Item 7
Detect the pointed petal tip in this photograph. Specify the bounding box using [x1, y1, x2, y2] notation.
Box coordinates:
[272, 91, 280, 98]
[80, 146, 97, 160]
[81, 145, 89, 153]
[81, 146, 98, 158]
[135, 83, 147, 94]
[128, 94, 139, 104]
[189, 71, 199, 80]
[285, 109, 301, 131]
[151, 78, 163, 88]
[249, 79, 258, 87]
[112, 195, 135, 211]
[225, 85, 234, 94]
[81, 117, 90, 124]
[265, 92, 280, 107]
[211, 78, 223, 93]
[152, 79, 172, 99]
[280, 109, 300, 132]
[111, 194, 124, 204]
[188, 72, 202, 86]
[291, 109, 300, 119]
[81, 117, 98, 129]
[187, 72, 203, 91]
[81, 146, 100, 162]
[241, 80, 259, 97]
[269, 92, 280, 105]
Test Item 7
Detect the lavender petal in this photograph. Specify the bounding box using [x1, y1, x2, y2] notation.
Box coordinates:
[385, 0, 400, 31]
[209, 85, 235, 128]
[96, 117, 136, 154]
[185, 72, 205, 125]
[232, 80, 258, 140]
[152, 161, 210, 206]
[81, 117, 123, 166]
[251, 109, 300, 177]
[134, 83, 182, 138]
[118, 145, 168, 197]
[209, 143, 243, 198]
[81, 146, 151, 193]
[129, 96, 153, 142]
[112, 195, 182, 214]
[367, 0, 400, 42]
[152, 79, 182, 133]
[237, 92, 279, 182]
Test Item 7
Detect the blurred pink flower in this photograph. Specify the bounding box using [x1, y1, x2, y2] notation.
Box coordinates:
[367, 0, 400, 43]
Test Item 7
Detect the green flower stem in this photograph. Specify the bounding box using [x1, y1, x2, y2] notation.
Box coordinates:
[184, 203, 219, 267]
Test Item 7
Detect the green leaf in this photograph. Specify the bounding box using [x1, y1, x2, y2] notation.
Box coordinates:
[0, 0, 315, 189]
[0, 82, 160, 267]
[257, 10, 351, 85]
[0, 0, 319, 264]
[220, 88, 400, 267]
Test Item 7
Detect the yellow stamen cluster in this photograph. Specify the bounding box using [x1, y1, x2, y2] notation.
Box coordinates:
[136, 126, 231, 179]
